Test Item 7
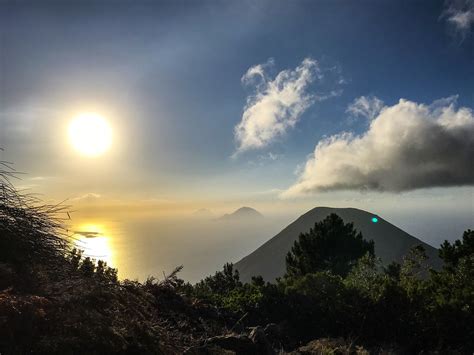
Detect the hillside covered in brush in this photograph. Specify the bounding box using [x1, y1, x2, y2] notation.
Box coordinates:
[0, 166, 473, 354]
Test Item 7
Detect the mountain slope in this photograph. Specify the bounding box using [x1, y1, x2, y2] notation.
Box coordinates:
[217, 207, 264, 221]
[234, 207, 442, 283]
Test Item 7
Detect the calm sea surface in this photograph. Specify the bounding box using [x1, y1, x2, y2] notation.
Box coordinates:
[70, 215, 288, 283]
[68, 209, 473, 283]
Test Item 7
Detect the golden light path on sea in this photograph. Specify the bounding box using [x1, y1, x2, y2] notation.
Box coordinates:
[72, 223, 114, 267]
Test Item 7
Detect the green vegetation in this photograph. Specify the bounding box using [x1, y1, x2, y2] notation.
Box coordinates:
[186, 217, 474, 354]
[285, 214, 374, 277]
[0, 165, 472, 354]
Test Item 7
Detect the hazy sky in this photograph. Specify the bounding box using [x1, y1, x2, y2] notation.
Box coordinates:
[1, 0, 473, 234]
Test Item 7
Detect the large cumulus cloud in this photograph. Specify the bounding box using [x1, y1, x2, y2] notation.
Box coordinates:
[282, 97, 474, 197]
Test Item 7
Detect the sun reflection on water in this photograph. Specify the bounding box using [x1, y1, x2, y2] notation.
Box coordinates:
[72, 223, 114, 267]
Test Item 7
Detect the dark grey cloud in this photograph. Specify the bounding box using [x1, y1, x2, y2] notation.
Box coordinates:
[283, 97, 474, 196]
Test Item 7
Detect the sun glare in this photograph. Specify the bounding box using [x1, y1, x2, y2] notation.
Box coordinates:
[68, 113, 112, 157]
[73, 223, 114, 266]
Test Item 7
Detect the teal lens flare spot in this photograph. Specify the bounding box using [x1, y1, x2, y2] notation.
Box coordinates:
[371, 217, 378, 223]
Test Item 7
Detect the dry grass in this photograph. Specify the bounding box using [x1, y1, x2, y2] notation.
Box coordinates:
[0, 156, 70, 266]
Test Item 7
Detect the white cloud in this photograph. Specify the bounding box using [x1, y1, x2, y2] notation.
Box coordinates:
[255, 188, 285, 196]
[443, 0, 474, 37]
[282, 97, 474, 197]
[72, 192, 102, 202]
[29, 176, 53, 181]
[0, 107, 59, 134]
[346, 95, 384, 120]
[247, 152, 284, 167]
[234, 58, 323, 154]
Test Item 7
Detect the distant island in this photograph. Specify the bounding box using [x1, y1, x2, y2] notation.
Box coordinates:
[217, 206, 264, 221]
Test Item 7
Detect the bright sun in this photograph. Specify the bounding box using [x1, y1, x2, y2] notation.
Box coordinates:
[68, 113, 112, 157]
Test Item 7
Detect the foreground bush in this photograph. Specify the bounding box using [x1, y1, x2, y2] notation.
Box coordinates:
[0, 165, 230, 353]
[190, 217, 474, 354]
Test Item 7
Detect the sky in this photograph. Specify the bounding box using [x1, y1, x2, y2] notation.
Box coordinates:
[1, 0, 473, 241]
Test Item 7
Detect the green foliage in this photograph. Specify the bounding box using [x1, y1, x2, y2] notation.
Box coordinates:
[283, 271, 345, 300]
[344, 253, 388, 300]
[189, 222, 473, 353]
[192, 263, 242, 304]
[399, 245, 429, 298]
[285, 213, 375, 278]
[427, 233, 474, 349]
[439, 229, 474, 267]
[280, 271, 352, 339]
[383, 261, 401, 281]
[220, 284, 263, 313]
[68, 248, 118, 283]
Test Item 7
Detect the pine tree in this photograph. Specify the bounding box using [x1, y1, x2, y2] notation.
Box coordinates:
[285, 213, 374, 277]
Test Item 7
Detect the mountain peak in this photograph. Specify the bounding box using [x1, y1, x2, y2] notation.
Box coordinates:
[218, 206, 264, 221]
[192, 208, 214, 218]
[235, 206, 442, 282]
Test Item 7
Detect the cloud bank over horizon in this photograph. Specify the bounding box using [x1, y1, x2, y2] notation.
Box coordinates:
[234, 58, 333, 155]
[282, 96, 474, 197]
